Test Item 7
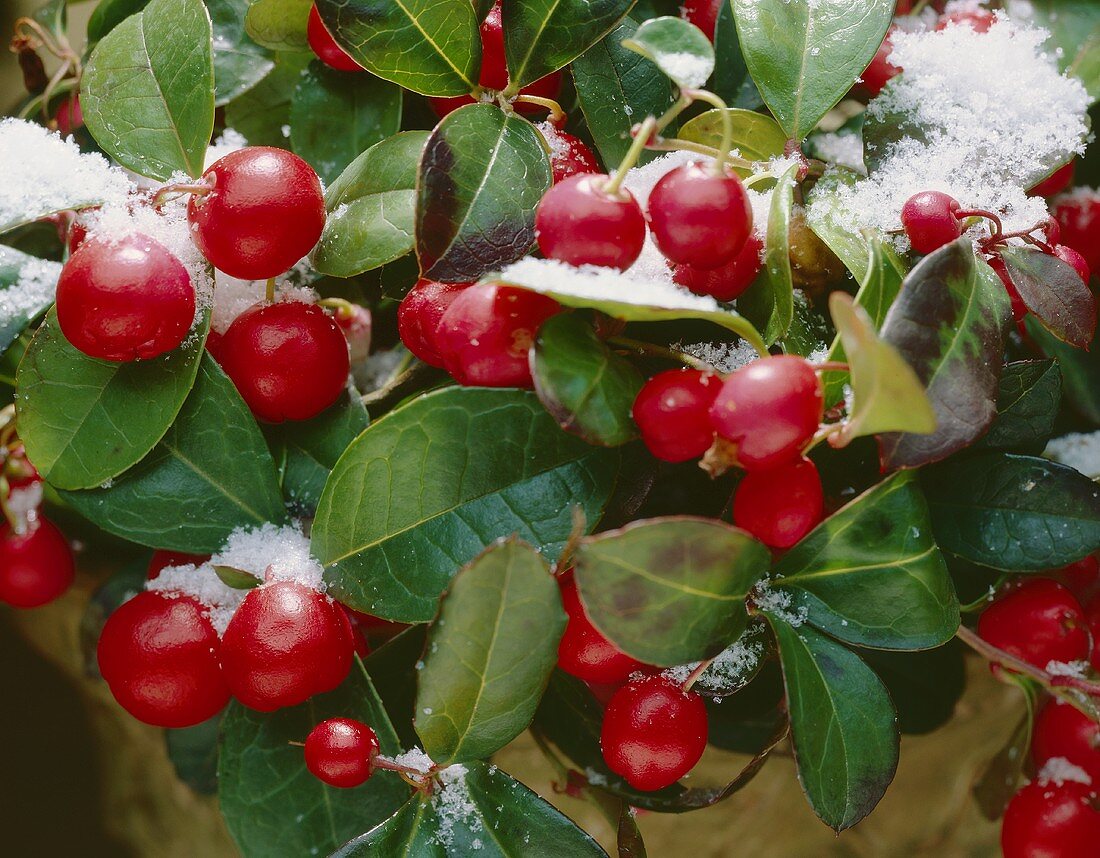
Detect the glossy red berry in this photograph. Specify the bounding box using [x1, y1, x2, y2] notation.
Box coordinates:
[1054, 192, 1100, 274]
[709, 356, 824, 472]
[632, 369, 720, 463]
[733, 457, 824, 549]
[1002, 780, 1100, 858]
[434, 282, 560, 388]
[673, 232, 764, 301]
[1085, 594, 1100, 671]
[536, 174, 647, 270]
[218, 302, 350, 422]
[1061, 554, 1100, 601]
[307, 4, 363, 72]
[55, 94, 82, 136]
[55, 233, 195, 361]
[305, 718, 379, 788]
[539, 123, 600, 184]
[977, 579, 1089, 670]
[861, 28, 901, 97]
[188, 147, 325, 280]
[901, 191, 963, 255]
[1054, 244, 1091, 285]
[1031, 161, 1075, 198]
[97, 591, 230, 727]
[600, 674, 708, 791]
[937, 10, 996, 32]
[989, 255, 1028, 325]
[1032, 702, 1100, 786]
[647, 163, 753, 269]
[397, 279, 470, 367]
[221, 581, 355, 712]
[557, 571, 648, 685]
[146, 550, 209, 581]
[0, 518, 74, 608]
[681, 0, 721, 41]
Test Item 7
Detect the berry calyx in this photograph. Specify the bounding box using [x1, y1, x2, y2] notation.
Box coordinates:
[900, 191, 963, 255]
[307, 4, 364, 73]
[146, 550, 209, 581]
[1030, 161, 1075, 198]
[97, 590, 230, 727]
[632, 369, 720, 463]
[861, 27, 901, 98]
[672, 232, 764, 301]
[600, 674, 708, 791]
[936, 10, 996, 33]
[539, 122, 600, 184]
[396, 278, 471, 368]
[1001, 780, 1100, 858]
[708, 356, 824, 472]
[220, 580, 355, 712]
[977, 579, 1090, 670]
[434, 283, 560, 388]
[305, 718, 379, 788]
[187, 147, 325, 280]
[732, 457, 824, 549]
[557, 571, 648, 685]
[535, 173, 647, 270]
[1032, 702, 1100, 786]
[55, 233, 195, 362]
[1053, 192, 1100, 274]
[217, 301, 350, 422]
[1054, 244, 1091, 285]
[0, 518, 74, 608]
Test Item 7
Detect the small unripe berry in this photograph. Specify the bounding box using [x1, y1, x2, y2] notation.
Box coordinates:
[305, 718, 379, 788]
[977, 579, 1089, 670]
[900, 191, 963, 255]
[0, 518, 74, 608]
[733, 457, 824, 549]
[632, 369, 720, 463]
[557, 571, 648, 685]
[535, 174, 647, 270]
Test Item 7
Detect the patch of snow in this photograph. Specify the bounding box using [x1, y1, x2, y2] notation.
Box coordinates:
[147, 563, 249, 635]
[659, 52, 713, 88]
[210, 522, 324, 591]
[432, 764, 478, 848]
[0, 253, 61, 327]
[210, 270, 317, 334]
[811, 131, 866, 174]
[1045, 660, 1090, 679]
[672, 339, 758, 373]
[390, 747, 434, 773]
[1045, 432, 1100, 479]
[1037, 756, 1092, 787]
[662, 624, 766, 694]
[751, 580, 808, 627]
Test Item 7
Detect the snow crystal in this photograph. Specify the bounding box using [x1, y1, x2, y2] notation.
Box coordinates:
[672, 340, 758, 373]
[210, 270, 317, 334]
[204, 129, 248, 170]
[210, 522, 324, 591]
[751, 580, 808, 627]
[659, 52, 712, 89]
[355, 347, 404, 392]
[810, 131, 866, 174]
[1045, 432, 1100, 479]
[146, 563, 249, 635]
[390, 747, 434, 773]
[0, 254, 61, 326]
[1037, 755, 1093, 787]
[1045, 660, 1090, 679]
[5, 483, 43, 535]
[663, 625, 766, 694]
[432, 764, 478, 848]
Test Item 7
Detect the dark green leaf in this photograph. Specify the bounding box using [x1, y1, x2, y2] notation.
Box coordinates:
[57, 355, 288, 550]
[858, 644, 965, 735]
[998, 245, 1097, 349]
[208, 0, 275, 105]
[713, 0, 761, 109]
[17, 309, 208, 491]
[87, 0, 149, 44]
[737, 163, 796, 344]
[416, 104, 551, 282]
[879, 241, 1011, 469]
[574, 517, 771, 665]
[364, 626, 427, 750]
[767, 617, 898, 832]
[531, 314, 644, 447]
[0, 246, 56, 354]
[243, 0, 311, 51]
[312, 131, 428, 277]
[415, 540, 565, 763]
[780, 290, 829, 358]
[623, 16, 714, 89]
[677, 108, 786, 173]
[165, 714, 221, 794]
[290, 61, 402, 184]
[981, 360, 1063, 453]
[219, 659, 409, 858]
[223, 51, 310, 147]
[923, 452, 1100, 571]
[312, 387, 620, 622]
[315, 0, 480, 96]
[1027, 317, 1100, 425]
[82, 0, 215, 180]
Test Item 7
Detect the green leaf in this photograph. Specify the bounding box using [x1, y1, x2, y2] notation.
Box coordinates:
[0, 246, 57, 354]
[82, 0, 215, 180]
[57, 355, 288, 551]
[416, 104, 551, 282]
[1026, 317, 1100, 425]
[415, 541, 565, 763]
[87, 0, 149, 44]
[878, 240, 1011, 469]
[219, 659, 409, 858]
[623, 16, 715, 89]
[32, 0, 67, 39]
[531, 314, 643, 447]
[731, 0, 892, 140]
[312, 131, 428, 277]
[781, 291, 829, 358]
[312, 387, 620, 622]
[223, 51, 309, 148]
[771, 471, 959, 650]
[243, 0, 311, 51]
[1005, 1, 1100, 74]
[803, 167, 872, 281]
[333, 761, 606, 857]
[677, 108, 786, 175]
[713, 0, 762, 109]
[290, 61, 402, 184]
[501, 0, 634, 91]
[165, 714, 221, 795]
[858, 644, 965, 736]
[17, 309, 208, 491]
[213, 565, 262, 589]
[1069, 27, 1100, 103]
[314, 0, 480, 96]
[572, 19, 676, 169]
[923, 452, 1100, 572]
[998, 245, 1097, 349]
[767, 617, 898, 832]
[208, 0, 275, 105]
[574, 517, 771, 666]
[737, 163, 796, 344]
[981, 360, 1063, 453]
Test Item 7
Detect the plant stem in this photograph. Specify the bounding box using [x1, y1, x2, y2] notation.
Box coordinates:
[513, 94, 566, 124]
[956, 624, 1100, 696]
[604, 117, 657, 196]
[607, 335, 711, 371]
[684, 89, 732, 173]
[682, 658, 714, 691]
[265, 278, 276, 303]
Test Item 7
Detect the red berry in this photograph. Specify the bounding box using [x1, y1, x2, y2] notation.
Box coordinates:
[1031, 161, 1075, 198]
[305, 717, 379, 788]
[632, 369, 720, 463]
[188, 147, 325, 280]
[1061, 554, 1100, 601]
[221, 581, 355, 712]
[1032, 702, 1100, 786]
[146, 550, 209, 581]
[55, 94, 82, 136]
[600, 674, 708, 791]
[936, 10, 996, 32]
[1085, 594, 1100, 671]
[539, 123, 600, 184]
[396, 279, 470, 367]
[557, 571, 648, 685]
[1002, 780, 1100, 858]
[217, 302, 350, 422]
[647, 163, 753, 269]
[97, 590, 230, 727]
[989, 255, 1028, 325]
[861, 28, 901, 97]
[733, 457, 824, 549]
[55, 234, 195, 361]
[0, 518, 74, 608]
[66, 217, 88, 255]
[977, 579, 1090, 671]
[536, 174, 647, 270]
[709, 356, 824, 472]
[341, 607, 373, 659]
[307, 4, 363, 72]
[901, 191, 963, 255]
[1054, 193, 1100, 274]
[1045, 216, 1063, 247]
[672, 232, 764, 301]
[434, 283, 559, 388]
[1054, 244, 1091, 285]
[681, 0, 721, 41]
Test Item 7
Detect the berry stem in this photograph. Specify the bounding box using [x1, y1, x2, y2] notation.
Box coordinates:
[265, 277, 276, 304]
[955, 624, 1100, 697]
[813, 361, 850, 373]
[607, 335, 711, 371]
[318, 296, 356, 320]
[681, 658, 715, 691]
[683, 89, 732, 174]
[956, 208, 1003, 237]
[152, 177, 215, 208]
[513, 94, 566, 124]
[604, 117, 658, 196]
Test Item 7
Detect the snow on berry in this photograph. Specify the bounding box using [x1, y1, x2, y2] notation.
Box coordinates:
[1037, 756, 1093, 787]
[146, 562, 248, 635]
[210, 269, 318, 334]
[1045, 431, 1100, 479]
